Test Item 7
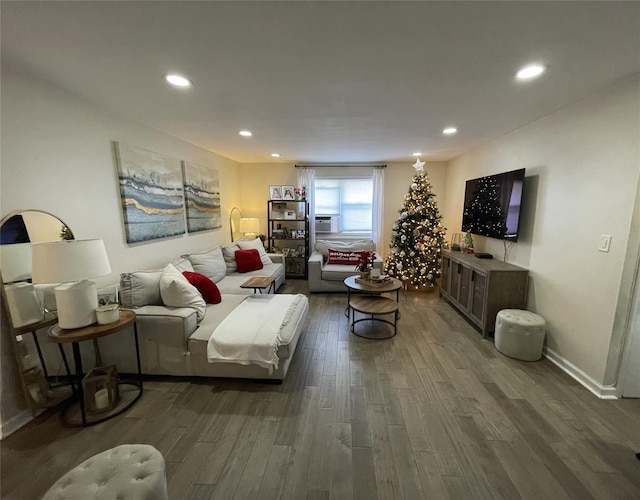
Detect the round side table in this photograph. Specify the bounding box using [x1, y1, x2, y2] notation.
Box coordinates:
[48, 309, 142, 426]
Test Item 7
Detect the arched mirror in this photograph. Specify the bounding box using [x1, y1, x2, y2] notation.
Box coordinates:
[1, 209, 74, 283]
[0, 210, 75, 414]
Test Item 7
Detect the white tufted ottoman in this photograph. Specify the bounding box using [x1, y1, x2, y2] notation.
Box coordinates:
[495, 309, 546, 361]
[42, 444, 168, 500]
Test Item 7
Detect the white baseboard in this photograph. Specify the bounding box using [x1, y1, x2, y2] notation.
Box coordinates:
[0, 410, 33, 440]
[542, 347, 618, 399]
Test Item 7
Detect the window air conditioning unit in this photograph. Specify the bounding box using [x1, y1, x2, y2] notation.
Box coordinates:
[315, 216, 338, 233]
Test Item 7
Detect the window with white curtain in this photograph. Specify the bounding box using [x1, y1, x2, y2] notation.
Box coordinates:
[315, 177, 373, 234]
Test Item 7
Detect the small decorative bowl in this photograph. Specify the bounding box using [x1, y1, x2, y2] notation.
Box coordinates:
[96, 304, 119, 325]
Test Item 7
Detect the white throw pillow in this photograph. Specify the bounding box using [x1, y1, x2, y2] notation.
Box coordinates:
[185, 247, 227, 283]
[159, 264, 206, 321]
[236, 238, 272, 266]
[171, 257, 194, 273]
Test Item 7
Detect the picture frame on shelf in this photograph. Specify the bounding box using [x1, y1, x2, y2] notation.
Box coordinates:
[97, 285, 119, 306]
[269, 186, 283, 200]
[282, 186, 295, 200]
[272, 202, 286, 210]
[284, 209, 296, 220]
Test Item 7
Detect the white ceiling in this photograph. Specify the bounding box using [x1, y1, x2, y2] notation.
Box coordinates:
[2, 1, 639, 164]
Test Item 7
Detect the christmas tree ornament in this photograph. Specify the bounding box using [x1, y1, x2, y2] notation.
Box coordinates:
[412, 159, 425, 173]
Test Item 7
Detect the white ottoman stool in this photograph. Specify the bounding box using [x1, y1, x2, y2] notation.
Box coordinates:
[42, 444, 168, 500]
[495, 309, 546, 361]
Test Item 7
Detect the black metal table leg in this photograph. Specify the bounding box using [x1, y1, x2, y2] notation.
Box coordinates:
[71, 342, 86, 425]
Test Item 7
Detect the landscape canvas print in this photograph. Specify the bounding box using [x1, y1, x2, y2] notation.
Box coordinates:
[115, 142, 186, 243]
[182, 161, 222, 232]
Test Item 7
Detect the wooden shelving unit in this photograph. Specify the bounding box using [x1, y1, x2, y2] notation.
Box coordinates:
[267, 200, 309, 279]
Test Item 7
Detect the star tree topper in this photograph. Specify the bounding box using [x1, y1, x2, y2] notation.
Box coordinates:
[412, 158, 425, 173]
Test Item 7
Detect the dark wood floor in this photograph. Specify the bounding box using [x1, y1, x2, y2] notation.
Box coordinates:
[2, 281, 639, 499]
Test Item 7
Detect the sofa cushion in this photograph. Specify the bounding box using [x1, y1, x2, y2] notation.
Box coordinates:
[326, 249, 367, 266]
[186, 247, 227, 283]
[237, 238, 272, 266]
[321, 264, 362, 281]
[221, 243, 240, 274]
[182, 271, 222, 304]
[315, 239, 375, 258]
[120, 269, 163, 308]
[159, 264, 206, 321]
[235, 249, 264, 273]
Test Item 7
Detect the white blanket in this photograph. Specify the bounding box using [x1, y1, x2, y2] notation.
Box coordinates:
[207, 294, 303, 374]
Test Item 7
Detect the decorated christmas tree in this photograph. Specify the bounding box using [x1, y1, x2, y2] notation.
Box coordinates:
[384, 160, 446, 288]
[462, 177, 507, 238]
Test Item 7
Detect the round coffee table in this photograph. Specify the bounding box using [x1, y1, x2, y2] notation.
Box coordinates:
[343, 275, 402, 316]
[349, 295, 399, 339]
[344, 275, 402, 339]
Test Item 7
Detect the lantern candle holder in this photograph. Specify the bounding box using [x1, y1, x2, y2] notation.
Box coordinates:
[82, 365, 119, 414]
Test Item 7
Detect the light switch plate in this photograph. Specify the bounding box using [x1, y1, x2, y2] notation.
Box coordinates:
[599, 235, 612, 253]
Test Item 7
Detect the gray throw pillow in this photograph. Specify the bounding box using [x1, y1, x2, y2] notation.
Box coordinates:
[120, 270, 163, 308]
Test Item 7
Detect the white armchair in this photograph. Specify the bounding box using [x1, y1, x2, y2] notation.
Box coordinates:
[308, 239, 383, 292]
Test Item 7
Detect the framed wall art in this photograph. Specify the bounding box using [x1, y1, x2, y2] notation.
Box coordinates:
[182, 161, 222, 233]
[114, 142, 185, 243]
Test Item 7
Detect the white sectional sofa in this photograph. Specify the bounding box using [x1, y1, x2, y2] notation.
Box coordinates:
[308, 239, 383, 292]
[100, 239, 308, 381]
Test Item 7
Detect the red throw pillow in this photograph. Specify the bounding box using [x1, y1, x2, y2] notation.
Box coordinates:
[235, 249, 264, 273]
[326, 249, 367, 265]
[182, 271, 222, 304]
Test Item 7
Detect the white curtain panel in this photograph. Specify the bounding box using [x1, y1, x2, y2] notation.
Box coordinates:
[372, 166, 385, 255]
[297, 166, 316, 250]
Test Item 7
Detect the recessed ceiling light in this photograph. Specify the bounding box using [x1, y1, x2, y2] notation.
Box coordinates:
[516, 64, 546, 80]
[443, 127, 457, 135]
[271, 153, 281, 158]
[412, 152, 422, 157]
[164, 74, 192, 87]
[239, 130, 252, 137]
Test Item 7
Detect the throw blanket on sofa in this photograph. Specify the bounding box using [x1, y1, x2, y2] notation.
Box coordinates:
[207, 294, 303, 374]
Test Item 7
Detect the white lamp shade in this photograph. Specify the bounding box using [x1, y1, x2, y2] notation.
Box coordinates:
[1, 243, 33, 283]
[239, 218, 260, 234]
[31, 239, 112, 284]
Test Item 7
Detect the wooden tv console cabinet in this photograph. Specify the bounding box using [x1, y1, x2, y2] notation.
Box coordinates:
[440, 249, 528, 338]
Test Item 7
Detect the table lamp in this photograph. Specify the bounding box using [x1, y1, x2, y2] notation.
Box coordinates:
[239, 218, 260, 239]
[31, 239, 112, 329]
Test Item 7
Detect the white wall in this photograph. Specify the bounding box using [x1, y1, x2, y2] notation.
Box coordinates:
[0, 67, 242, 436]
[443, 76, 640, 387]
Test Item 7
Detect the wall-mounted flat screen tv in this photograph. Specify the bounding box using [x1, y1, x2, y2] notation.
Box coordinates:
[462, 168, 525, 241]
